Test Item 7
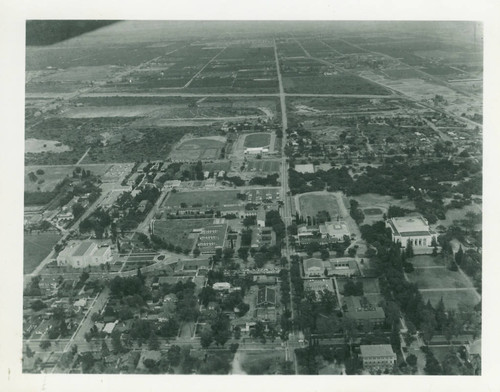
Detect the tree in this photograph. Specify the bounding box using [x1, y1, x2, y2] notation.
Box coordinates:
[111, 330, 124, 354]
[80, 352, 95, 373]
[424, 351, 443, 375]
[455, 245, 464, 266]
[229, 343, 239, 353]
[234, 326, 241, 340]
[211, 314, 231, 346]
[406, 354, 417, 367]
[405, 240, 414, 258]
[40, 340, 51, 350]
[25, 345, 34, 358]
[167, 345, 182, 366]
[320, 248, 330, 261]
[193, 247, 201, 258]
[148, 331, 160, 350]
[101, 341, 110, 359]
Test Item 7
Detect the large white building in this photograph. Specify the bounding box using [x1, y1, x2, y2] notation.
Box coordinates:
[386, 215, 436, 250]
[360, 344, 397, 370]
[56, 240, 112, 268]
[244, 147, 269, 155]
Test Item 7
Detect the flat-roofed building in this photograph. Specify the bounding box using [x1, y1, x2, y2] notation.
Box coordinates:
[294, 163, 315, 174]
[326, 258, 358, 277]
[360, 344, 396, 370]
[386, 215, 436, 250]
[344, 296, 385, 327]
[303, 258, 324, 278]
[304, 279, 334, 297]
[196, 223, 227, 254]
[213, 282, 231, 291]
[319, 221, 350, 241]
[56, 240, 112, 268]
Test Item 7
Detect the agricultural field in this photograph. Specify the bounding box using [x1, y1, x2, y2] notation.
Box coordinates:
[283, 74, 389, 95]
[152, 218, 212, 250]
[23, 232, 61, 274]
[297, 192, 340, 219]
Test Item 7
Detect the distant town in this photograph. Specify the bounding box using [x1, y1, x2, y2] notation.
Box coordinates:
[23, 21, 482, 375]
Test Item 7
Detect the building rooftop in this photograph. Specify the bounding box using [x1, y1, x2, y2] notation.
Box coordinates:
[72, 241, 96, 257]
[360, 344, 396, 358]
[304, 279, 334, 293]
[344, 296, 385, 320]
[389, 216, 429, 235]
[304, 258, 324, 270]
[93, 245, 111, 257]
[319, 221, 350, 238]
[257, 286, 276, 306]
[294, 164, 315, 174]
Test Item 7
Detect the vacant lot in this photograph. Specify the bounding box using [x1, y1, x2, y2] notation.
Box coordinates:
[25, 139, 72, 154]
[298, 193, 340, 219]
[164, 190, 240, 209]
[24, 233, 60, 274]
[406, 267, 471, 290]
[243, 133, 272, 148]
[153, 219, 212, 250]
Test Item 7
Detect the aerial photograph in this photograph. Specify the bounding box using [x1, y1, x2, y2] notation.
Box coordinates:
[22, 20, 482, 375]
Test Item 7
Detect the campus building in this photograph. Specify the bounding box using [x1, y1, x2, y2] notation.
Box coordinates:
[360, 344, 397, 370]
[56, 240, 112, 268]
[196, 223, 228, 255]
[244, 147, 269, 155]
[343, 296, 385, 327]
[319, 221, 350, 241]
[385, 215, 437, 250]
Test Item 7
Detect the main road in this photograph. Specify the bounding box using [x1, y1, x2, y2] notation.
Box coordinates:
[274, 39, 299, 374]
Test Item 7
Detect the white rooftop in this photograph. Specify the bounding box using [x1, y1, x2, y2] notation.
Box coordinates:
[390, 216, 429, 233]
[360, 344, 396, 357]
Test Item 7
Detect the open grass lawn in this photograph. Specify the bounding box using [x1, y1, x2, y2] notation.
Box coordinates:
[406, 267, 471, 289]
[361, 277, 380, 294]
[412, 255, 446, 267]
[153, 218, 212, 249]
[243, 132, 271, 148]
[240, 350, 285, 375]
[164, 190, 239, 209]
[24, 233, 61, 274]
[298, 193, 340, 219]
[421, 289, 480, 310]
